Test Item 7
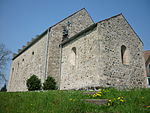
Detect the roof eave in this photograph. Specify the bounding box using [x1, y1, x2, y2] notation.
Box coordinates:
[12, 29, 49, 60]
[60, 23, 97, 47]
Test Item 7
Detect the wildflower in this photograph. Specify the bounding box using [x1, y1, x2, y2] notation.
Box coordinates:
[120, 99, 125, 103]
[118, 97, 121, 100]
[108, 99, 112, 102]
[96, 93, 101, 96]
[98, 91, 102, 94]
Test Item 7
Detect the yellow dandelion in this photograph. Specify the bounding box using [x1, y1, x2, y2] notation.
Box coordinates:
[118, 97, 121, 100]
[98, 91, 102, 94]
[97, 93, 101, 96]
[108, 99, 112, 102]
[120, 99, 125, 102]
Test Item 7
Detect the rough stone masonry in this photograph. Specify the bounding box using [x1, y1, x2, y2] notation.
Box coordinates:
[8, 8, 147, 92]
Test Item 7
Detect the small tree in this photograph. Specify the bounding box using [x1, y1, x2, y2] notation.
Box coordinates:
[26, 75, 41, 91]
[43, 76, 56, 90]
[0, 43, 11, 85]
[0, 84, 7, 92]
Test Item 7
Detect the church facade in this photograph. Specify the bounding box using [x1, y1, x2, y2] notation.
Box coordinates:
[8, 8, 147, 92]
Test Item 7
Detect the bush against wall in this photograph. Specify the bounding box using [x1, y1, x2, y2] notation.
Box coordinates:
[26, 75, 41, 91]
[43, 76, 56, 90]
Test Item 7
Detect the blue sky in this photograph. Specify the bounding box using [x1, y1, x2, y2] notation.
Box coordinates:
[0, 0, 150, 83]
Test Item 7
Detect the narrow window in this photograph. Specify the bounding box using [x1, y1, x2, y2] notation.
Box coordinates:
[18, 62, 19, 68]
[70, 47, 76, 66]
[32, 51, 34, 55]
[72, 47, 76, 55]
[121, 45, 129, 65]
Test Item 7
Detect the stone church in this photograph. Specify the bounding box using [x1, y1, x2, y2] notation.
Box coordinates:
[8, 8, 147, 92]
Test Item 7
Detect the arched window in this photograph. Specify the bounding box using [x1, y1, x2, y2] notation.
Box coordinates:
[70, 47, 76, 66]
[72, 47, 76, 55]
[121, 45, 130, 65]
[32, 51, 34, 55]
[18, 62, 19, 68]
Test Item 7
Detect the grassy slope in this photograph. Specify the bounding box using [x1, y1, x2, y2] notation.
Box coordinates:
[0, 88, 150, 113]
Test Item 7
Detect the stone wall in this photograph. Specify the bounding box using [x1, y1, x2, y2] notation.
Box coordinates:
[8, 8, 94, 91]
[60, 27, 101, 90]
[8, 33, 48, 91]
[97, 14, 147, 89]
[60, 14, 147, 90]
[47, 8, 94, 87]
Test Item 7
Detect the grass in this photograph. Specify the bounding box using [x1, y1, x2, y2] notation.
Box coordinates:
[0, 88, 150, 113]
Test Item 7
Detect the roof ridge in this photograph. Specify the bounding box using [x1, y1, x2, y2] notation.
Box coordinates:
[50, 8, 88, 28]
[12, 8, 89, 60]
[96, 13, 122, 24]
[96, 13, 143, 45]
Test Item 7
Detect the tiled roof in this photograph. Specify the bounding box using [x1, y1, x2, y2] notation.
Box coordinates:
[144, 50, 150, 62]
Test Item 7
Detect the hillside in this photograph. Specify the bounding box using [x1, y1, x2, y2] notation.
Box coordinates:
[0, 88, 150, 113]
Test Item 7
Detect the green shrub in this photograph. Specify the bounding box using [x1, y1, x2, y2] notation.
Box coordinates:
[43, 76, 56, 90]
[26, 75, 41, 91]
